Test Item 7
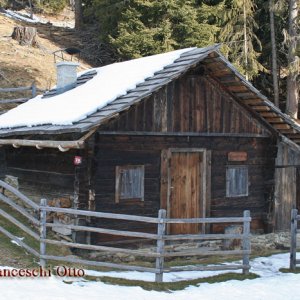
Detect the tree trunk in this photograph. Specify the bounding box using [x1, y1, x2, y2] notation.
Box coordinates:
[11, 26, 38, 47]
[74, 0, 83, 30]
[243, 0, 249, 80]
[269, 0, 279, 107]
[286, 0, 299, 118]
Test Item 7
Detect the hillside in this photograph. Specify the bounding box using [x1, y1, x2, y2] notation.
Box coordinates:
[0, 9, 117, 104]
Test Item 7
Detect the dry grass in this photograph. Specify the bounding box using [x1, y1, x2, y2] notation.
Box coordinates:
[0, 13, 92, 100]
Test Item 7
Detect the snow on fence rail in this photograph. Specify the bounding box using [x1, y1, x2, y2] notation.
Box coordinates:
[290, 209, 300, 270]
[0, 180, 252, 282]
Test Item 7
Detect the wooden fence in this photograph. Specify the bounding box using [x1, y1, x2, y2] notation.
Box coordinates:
[290, 209, 300, 270]
[0, 83, 44, 107]
[0, 180, 252, 282]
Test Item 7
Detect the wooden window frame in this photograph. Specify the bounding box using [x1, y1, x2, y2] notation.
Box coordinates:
[226, 165, 249, 198]
[115, 165, 145, 203]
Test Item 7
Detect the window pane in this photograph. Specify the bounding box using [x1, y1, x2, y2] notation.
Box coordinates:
[226, 166, 248, 197]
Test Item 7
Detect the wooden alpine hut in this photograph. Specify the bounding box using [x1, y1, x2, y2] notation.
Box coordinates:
[0, 44, 299, 242]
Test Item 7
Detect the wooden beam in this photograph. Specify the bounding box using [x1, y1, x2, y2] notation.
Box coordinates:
[210, 70, 232, 77]
[252, 106, 271, 111]
[96, 131, 270, 138]
[290, 139, 300, 143]
[42, 206, 160, 223]
[167, 265, 244, 272]
[0, 128, 98, 150]
[41, 254, 158, 273]
[226, 85, 249, 92]
[0, 86, 32, 93]
[279, 129, 297, 134]
[0, 98, 29, 104]
[0, 139, 85, 150]
[43, 239, 159, 258]
[274, 124, 291, 130]
[286, 133, 300, 138]
[234, 92, 257, 98]
[265, 117, 284, 123]
[260, 112, 278, 117]
[218, 75, 239, 83]
[242, 99, 264, 105]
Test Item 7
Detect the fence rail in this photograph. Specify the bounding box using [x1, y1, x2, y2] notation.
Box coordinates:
[0, 83, 44, 105]
[0, 181, 252, 282]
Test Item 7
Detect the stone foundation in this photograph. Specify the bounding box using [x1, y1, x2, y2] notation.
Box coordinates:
[86, 232, 296, 263]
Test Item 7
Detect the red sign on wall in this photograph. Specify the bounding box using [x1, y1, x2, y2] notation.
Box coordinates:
[74, 156, 82, 165]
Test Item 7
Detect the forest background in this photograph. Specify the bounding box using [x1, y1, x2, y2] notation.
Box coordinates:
[0, 0, 299, 118]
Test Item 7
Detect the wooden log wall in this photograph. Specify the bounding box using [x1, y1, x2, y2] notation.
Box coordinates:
[92, 134, 276, 243]
[99, 75, 270, 136]
[2, 147, 77, 203]
[274, 141, 300, 231]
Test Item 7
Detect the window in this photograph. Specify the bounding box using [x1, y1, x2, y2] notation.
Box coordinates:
[115, 165, 144, 203]
[226, 166, 248, 197]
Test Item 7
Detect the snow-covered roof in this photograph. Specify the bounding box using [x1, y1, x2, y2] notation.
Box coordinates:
[0, 48, 193, 129]
[1, 43, 300, 151]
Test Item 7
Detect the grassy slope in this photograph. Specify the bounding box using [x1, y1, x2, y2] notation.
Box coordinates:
[0, 12, 92, 103]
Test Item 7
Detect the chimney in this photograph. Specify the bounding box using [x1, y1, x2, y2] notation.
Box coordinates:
[56, 61, 79, 93]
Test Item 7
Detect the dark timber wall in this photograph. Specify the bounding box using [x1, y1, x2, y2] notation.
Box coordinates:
[93, 135, 276, 241]
[3, 147, 77, 203]
[100, 74, 270, 135]
[92, 71, 278, 241]
[274, 142, 300, 231]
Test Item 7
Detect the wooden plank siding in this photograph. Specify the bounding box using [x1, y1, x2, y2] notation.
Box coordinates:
[92, 70, 276, 241]
[92, 134, 276, 243]
[99, 75, 270, 136]
[2, 147, 77, 202]
[274, 142, 300, 231]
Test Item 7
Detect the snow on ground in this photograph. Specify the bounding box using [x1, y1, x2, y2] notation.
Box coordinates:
[1, 9, 43, 23]
[0, 48, 193, 129]
[0, 253, 299, 300]
[1, 9, 74, 27]
[10, 236, 24, 247]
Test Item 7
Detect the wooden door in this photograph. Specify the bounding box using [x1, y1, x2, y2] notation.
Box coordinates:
[168, 150, 204, 234]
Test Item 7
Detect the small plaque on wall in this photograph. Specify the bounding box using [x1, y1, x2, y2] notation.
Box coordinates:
[228, 151, 247, 162]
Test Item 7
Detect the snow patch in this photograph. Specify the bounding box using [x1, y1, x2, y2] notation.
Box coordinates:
[0, 253, 299, 300]
[10, 236, 25, 247]
[1, 9, 42, 23]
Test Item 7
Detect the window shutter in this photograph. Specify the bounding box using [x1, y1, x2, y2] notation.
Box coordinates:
[226, 166, 248, 197]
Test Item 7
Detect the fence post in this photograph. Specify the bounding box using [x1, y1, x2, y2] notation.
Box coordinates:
[31, 82, 36, 98]
[242, 210, 251, 275]
[155, 209, 166, 283]
[290, 209, 298, 270]
[40, 198, 47, 268]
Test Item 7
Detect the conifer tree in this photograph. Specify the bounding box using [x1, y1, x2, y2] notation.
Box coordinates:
[92, 0, 221, 58]
[219, 0, 264, 79]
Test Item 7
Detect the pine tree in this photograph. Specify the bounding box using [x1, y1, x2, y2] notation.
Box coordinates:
[92, 0, 222, 59]
[219, 0, 264, 80]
